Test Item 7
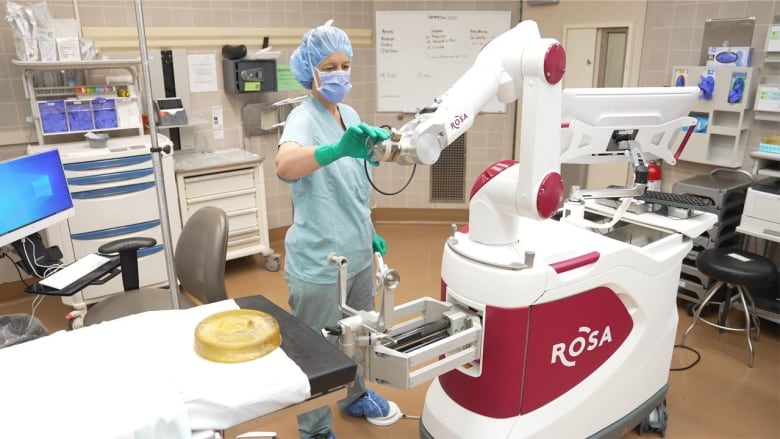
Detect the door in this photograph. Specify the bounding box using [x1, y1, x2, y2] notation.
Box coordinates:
[563, 28, 597, 88]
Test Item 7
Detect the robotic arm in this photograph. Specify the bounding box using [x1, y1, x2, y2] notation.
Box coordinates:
[372, 20, 566, 243]
[372, 20, 564, 168]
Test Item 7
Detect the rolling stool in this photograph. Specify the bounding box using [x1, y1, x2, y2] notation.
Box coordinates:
[680, 248, 778, 367]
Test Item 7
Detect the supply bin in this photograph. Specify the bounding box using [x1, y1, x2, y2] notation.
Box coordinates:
[38, 100, 68, 133]
[65, 99, 95, 132]
[92, 97, 118, 129]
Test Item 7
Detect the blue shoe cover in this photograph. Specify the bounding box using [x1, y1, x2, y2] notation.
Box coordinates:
[343, 389, 390, 418]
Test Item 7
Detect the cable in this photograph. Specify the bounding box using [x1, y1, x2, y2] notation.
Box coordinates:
[361, 129, 418, 196]
[1, 253, 32, 287]
[19, 237, 61, 278]
[364, 159, 417, 196]
[669, 344, 701, 371]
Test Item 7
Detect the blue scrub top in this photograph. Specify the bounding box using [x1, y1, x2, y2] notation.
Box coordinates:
[278, 96, 374, 283]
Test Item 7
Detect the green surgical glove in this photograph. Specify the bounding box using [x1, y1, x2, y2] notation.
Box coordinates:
[372, 234, 387, 256]
[314, 123, 390, 167]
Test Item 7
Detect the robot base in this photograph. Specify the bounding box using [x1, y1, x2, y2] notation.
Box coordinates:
[419, 384, 669, 439]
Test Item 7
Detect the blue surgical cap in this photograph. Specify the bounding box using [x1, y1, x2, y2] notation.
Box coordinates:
[289, 23, 353, 89]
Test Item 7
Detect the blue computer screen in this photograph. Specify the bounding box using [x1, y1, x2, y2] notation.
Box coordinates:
[0, 150, 73, 242]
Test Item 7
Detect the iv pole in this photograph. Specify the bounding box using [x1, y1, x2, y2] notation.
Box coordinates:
[131, 0, 181, 309]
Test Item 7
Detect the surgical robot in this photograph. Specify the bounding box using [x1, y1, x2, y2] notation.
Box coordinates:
[326, 20, 717, 438]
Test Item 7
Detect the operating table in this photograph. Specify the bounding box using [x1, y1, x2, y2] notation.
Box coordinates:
[0, 296, 356, 438]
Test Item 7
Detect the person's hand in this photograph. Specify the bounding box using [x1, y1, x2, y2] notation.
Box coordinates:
[314, 123, 389, 166]
[372, 234, 387, 256]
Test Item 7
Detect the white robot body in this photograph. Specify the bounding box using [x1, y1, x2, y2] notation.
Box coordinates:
[421, 211, 690, 438]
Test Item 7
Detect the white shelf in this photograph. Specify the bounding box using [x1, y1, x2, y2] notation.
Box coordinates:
[12, 58, 141, 70]
[15, 59, 144, 146]
[41, 124, 142, 136]
[750, 150, 780, 177]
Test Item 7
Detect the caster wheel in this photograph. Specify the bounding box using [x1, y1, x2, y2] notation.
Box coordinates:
[67, 315, 84, 330]
[636, 399, 668, 437]
[265, 253, 280, 272]
[686, 303, 696, 317]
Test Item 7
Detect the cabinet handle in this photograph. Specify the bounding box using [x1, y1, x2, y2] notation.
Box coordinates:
[68, 168, 154, 185]
[71, 181, 155, 199]
[184, 168, 254, 183]
[63, 155, 151, 171]
[71, 220, 161, 240]
[186, 187, 255, 204]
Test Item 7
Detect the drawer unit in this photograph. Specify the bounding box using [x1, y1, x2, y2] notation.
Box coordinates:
[28, 136, 182, 312]
[174, 148, 279, 271]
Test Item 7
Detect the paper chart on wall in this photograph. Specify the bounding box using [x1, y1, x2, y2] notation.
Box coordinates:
[375, 11, 511, 113]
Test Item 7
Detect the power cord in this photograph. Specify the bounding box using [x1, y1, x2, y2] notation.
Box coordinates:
[19, 237, 62, 278]
[670, 344, 701, 371]
[364, 159, 417, 196]
[361, 125, 418, 196]
[1, 251, 32, 288]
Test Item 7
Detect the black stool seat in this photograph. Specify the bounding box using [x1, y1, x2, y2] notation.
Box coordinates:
[682, 247, 778, 367]
[696, 248, 777, 288]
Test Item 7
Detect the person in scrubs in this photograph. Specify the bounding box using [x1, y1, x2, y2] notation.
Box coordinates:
[276, 21, 393, 439]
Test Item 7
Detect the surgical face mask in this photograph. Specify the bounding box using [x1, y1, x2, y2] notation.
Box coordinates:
[314, 69, 352, 104]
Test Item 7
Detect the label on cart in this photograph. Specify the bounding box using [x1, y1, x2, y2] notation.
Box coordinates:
[521, 287, 633, 413]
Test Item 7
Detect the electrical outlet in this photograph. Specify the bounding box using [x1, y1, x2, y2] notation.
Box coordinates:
[212, 105, 224, 140]
[25, 116, 34, 123]
[211, 105, 224, 130]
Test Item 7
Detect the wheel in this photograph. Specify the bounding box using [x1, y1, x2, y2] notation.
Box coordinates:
[67, 315, 84, 330]
[265, 253, 281, 272]
[686, 302, 697, 317]
[635, 400, 668, 437]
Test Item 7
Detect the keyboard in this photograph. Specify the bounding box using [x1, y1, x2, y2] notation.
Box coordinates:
[39, 253, 112, 290]
[635, 190, 715, 211]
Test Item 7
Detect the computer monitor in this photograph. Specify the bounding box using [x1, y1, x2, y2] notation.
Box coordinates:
[0, 149, 75, 248]
[560, 86, 699, 165]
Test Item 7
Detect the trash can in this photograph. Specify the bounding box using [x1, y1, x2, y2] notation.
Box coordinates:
[0, 314, 49, 349]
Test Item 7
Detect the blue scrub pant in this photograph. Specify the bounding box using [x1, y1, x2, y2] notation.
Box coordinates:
[286, 266, 374, 438]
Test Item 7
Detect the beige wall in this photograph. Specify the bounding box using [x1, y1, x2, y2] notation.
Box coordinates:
[638, 0, 780, 191]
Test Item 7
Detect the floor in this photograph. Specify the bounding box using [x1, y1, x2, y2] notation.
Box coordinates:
[2, 222, 779, 439]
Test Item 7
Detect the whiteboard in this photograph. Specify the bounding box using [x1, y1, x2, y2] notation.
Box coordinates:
[376, 11, 511, 113]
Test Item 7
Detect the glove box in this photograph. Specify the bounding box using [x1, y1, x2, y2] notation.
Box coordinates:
[223, 59, 278, 93]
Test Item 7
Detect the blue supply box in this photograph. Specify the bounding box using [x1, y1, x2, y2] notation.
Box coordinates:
[38, 100, 68, 133]
[706, 46, 752, 67]
[65, 99, 95, 132]
[91, 97, 118, 129]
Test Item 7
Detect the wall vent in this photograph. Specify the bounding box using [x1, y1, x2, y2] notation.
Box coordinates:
[430, 134, 466, 203]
